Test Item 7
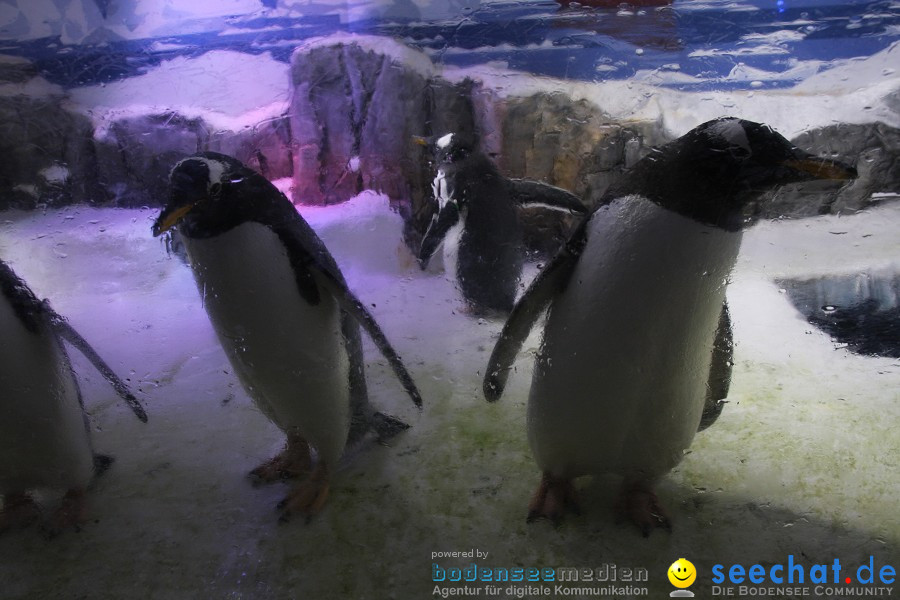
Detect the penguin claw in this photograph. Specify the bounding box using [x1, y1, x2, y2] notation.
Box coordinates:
[617, 483, 671, 536]
[526, 473, 580, 525]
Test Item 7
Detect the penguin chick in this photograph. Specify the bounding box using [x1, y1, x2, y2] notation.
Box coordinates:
[418, 132, 587, 316]
[0, 259, 147, 537]
[153, 152, 423, 520]
[483, 118, 856, 533]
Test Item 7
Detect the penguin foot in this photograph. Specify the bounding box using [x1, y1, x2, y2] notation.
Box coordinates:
[42, 488, 87, 539]
[249, 433, 312, 486]
[617, 483, 671, 537]
[277, 463, 330, 523]
[370, 412, 411, 443]
[0, 493, 42, 534]
[526, 473, 580, 525]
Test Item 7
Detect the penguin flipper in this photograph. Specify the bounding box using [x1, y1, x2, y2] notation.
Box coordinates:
[314, 268, 423, 409]
[699, 302, 734, 432]
[507, 179, 587, 215]
[483, 219, 589, 402]
[272, 222, 423, 409]
[418, 201, 460, 268]
[50, 313, 148, 423]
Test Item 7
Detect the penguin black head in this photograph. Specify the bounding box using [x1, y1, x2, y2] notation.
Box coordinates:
[434, 132, 476, 165]
[0, 259, 46, 333]
[695, 118, 855, 191]
[153, 152, 284, 239]
[614, 118, 857, 231]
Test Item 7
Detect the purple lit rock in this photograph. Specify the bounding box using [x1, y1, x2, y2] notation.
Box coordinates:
[289, 42, 435, 207]
[0, 93, 103, 210]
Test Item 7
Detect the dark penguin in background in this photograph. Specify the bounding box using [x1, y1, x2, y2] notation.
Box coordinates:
[483, 118, 856, 533]
[418, 132, 587, 315]
[153, 152, 422, 520]
[0, 260, 147, 536]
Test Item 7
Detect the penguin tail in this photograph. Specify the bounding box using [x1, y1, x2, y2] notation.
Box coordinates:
[370, 412, 411, 443]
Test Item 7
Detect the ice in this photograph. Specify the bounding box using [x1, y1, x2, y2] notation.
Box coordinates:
[0, 191, 898, 597]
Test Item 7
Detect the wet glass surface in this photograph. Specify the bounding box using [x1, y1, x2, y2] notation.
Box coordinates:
[0, 1, 898, 599]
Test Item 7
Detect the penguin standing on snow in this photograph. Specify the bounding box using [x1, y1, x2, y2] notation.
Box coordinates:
[0, 259, 147, 536]
[483, 118, 856, 533]
[153, 152, 422, 520]
[418, 132, 587, 315]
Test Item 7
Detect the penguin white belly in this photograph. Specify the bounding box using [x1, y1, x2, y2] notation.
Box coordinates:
[528, 196, 742, 481]
[0, 297, 93, 494]
[183, 222, 350, 466]
[442, 219, 465, 285]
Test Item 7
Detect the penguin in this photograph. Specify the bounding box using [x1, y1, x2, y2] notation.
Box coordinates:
[482, 118, 857, 533]
[418, 132, 587, 315]
[0, 259, 147, 536]
[152, 152, 423, 520]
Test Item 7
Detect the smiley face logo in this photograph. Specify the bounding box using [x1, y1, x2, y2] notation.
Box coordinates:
[668, 558, 696, 588]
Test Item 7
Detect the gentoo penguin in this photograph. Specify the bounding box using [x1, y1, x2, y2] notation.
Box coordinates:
[0, 259, 147, 536]
[483, 118, 856, 533]
[418, 132, 587, 315]
[152, 152, 422, 520]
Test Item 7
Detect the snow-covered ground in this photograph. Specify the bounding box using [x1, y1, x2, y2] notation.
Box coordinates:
[0, 192, 897, 598]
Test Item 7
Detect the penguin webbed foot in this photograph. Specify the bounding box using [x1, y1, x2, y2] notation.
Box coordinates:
[526, 473, 581, 526]
[370, 411, 411, 444]
[0, 492, 42, 535]
[249, 433, 312, 486]
[616, 483, 672, 537]
[277, 463, 330, 523]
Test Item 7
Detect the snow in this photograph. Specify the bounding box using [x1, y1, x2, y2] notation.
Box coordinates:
[67, 50, 291, 134]
[0, 0, 483, 43]
[439, 37, 899, 139]
[0, 75, 64, 98]
[0, 191, 898, 597]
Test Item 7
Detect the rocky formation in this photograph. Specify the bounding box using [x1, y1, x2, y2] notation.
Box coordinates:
[0, 93, 103, 210]
[90, 112, 294, 207]
[284, 41, 663, 250]
[1, 40, 897, 252]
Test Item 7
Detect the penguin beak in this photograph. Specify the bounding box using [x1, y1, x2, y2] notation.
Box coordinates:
[783, 157, 857, 181]
[152, 203, 195, 237]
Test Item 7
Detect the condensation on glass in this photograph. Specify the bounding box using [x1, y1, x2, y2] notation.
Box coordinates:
[0, 1, 897, 598]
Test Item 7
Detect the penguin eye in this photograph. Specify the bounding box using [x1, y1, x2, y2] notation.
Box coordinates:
[209, 181, 222, 197]
[729, 145, 751, 160]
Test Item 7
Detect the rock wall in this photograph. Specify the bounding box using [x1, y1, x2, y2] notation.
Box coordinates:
[0, 93, 103, 210]
[1, 40, 897, 248]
